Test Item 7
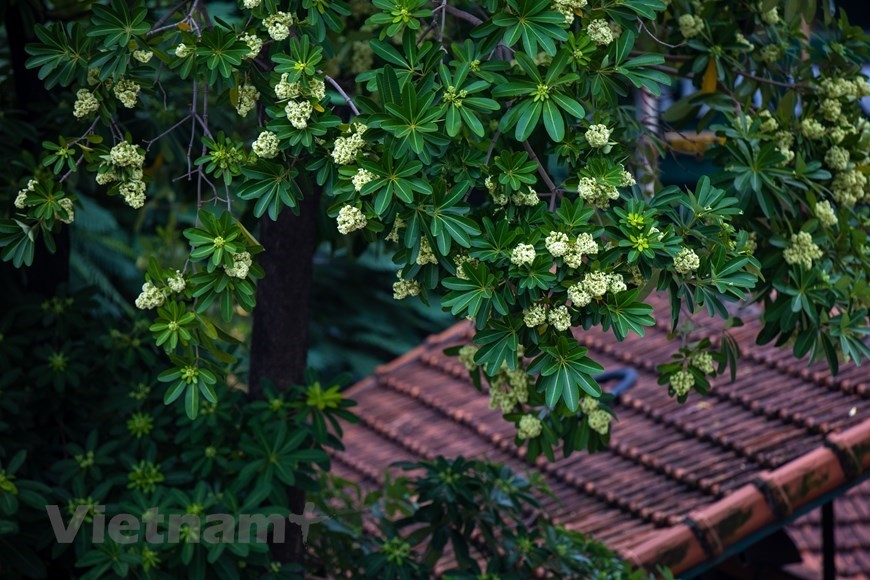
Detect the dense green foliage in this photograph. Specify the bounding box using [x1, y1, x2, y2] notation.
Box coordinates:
[1, 0, 868, 577]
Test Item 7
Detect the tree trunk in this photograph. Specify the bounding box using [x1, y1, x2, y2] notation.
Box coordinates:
[248, 188, 320, 566]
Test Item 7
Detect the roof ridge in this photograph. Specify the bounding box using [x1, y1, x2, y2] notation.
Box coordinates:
[624, 418, 870, 574]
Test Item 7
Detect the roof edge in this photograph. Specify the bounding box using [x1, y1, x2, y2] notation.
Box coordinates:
[623, 418, 870, 574]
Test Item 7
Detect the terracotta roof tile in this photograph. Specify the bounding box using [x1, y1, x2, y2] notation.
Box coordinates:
[330, 293, 870, 576]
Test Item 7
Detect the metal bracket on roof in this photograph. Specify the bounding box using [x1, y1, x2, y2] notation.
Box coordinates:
[594, 368, 638, 396]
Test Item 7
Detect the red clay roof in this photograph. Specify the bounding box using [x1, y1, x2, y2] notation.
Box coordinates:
[329, 293, 870, 576]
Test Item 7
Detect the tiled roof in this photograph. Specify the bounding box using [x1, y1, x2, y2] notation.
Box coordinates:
[329, 293, 870, 576]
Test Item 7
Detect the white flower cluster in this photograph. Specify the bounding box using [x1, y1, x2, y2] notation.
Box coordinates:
[385, 216, 405, 243]
[336, 205, 367, 234]
[552, 0, 587, 25]
[815, 200, 838, 227]
[825, 146, 850, 171]
[674, 248, 700, 275]
[14, 179, 38, 209]
[567, 272, 625, 307]
[285, 99, 313, 128]
[511, 188, 540, 206]
[133, 50, 153, 64]
[691, 352, 715, 374]
[119, 181, 146, 209]
[416, 237, 438, 265]
[800, 118, 825, 140]
[577, 176, 619, 209]
[783, 231, 823, 270]
[241, 33, 263, 59]
[584, 124, 612, 148]
[57, 198, 75, 224]
[761, 6, 780, 25]
[564, 232, 599, 268]
[331, 123, 367, 165]
[252, 130, 280, 159]
[275, 73, 301, 100]
[545, 232, 570, 257]
[243, 0, 261, 8]
[236, 84, 260, 117]
[679, 14, 704, 39]
[351, 41, 374, 75]
[831, 169, 867, 207]
[110, 141, 144, 167]
[106, 141, 148, 209]
[175, 43, 194, 58]
[393, 270, 421, 300]
[135, 282, 165, 310]
[351, 168, 376, 192]
[757, 110, 778, 133]
[459, 344, 478, 371]
[669, 369, 694, 397]
[510, 243, 536, 266]
[73, 89, 100, 118]
[517, 415, 542, 440]
[224, 251, 252, 278]
[489, 365, 529, 413]
[453, 254, 478, 279]
[587, 409, 611, 435]
[113, 78, 140, 109]
[586, 19, 614, 46]
[264, 12, 294, 41]
[167, 271, 186, 293]
[548, 305, 572, 331]
[760, 45, 782, 64]
[773, 131, 795, 164]
[819, 98, 841, 122]
[523, 303, 547, 328]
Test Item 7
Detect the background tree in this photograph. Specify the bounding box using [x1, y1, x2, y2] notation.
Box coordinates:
[0, 0, 868, 576]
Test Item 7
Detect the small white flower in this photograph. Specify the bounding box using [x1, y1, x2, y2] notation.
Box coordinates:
[73, 89, 100, 118]
[523, 303, 547, 328]
[113, 78, 140, 109]
[135, 282, 165, 310]
[224, 252, 252, 278]
[336, 205, 367, 234]
[545, 231, 570, 257]
[586, 19, 614, 45]
[264, 12, 294, 41]
[57, 198, 75, 224]
[548, 305, 571, 331]
[133, 50, 153, 64]
[511, 243, 536, 266]
[284, 99, 313, 129]
[175, 43, 194, 58]
[252, 131, 280, 159]
[674, 248, 700, 275]
[167, 271, 186, 293]
[584, 124, 612, 148]
[236, 85, 260, 118]
[352, 168, 376, 192]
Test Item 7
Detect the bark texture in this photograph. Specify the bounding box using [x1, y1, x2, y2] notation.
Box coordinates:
[248, 189, 320, 565]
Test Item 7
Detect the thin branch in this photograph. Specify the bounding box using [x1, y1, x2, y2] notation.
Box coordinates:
[637, 19, 682, 49]
[648, 64, 808, 90]
[59, 155, 85, 184]
[147, 0, 189, 37]
[483, 129, 501, 166]
[444, 4, 483, 26]
[325, 75, 360, 116]
[521, 141, 558, 209]
[144, 114, 192, 151]
[187, 80, 198, 180]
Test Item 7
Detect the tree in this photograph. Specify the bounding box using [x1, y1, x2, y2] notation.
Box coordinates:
[0, 0, 868, 576]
